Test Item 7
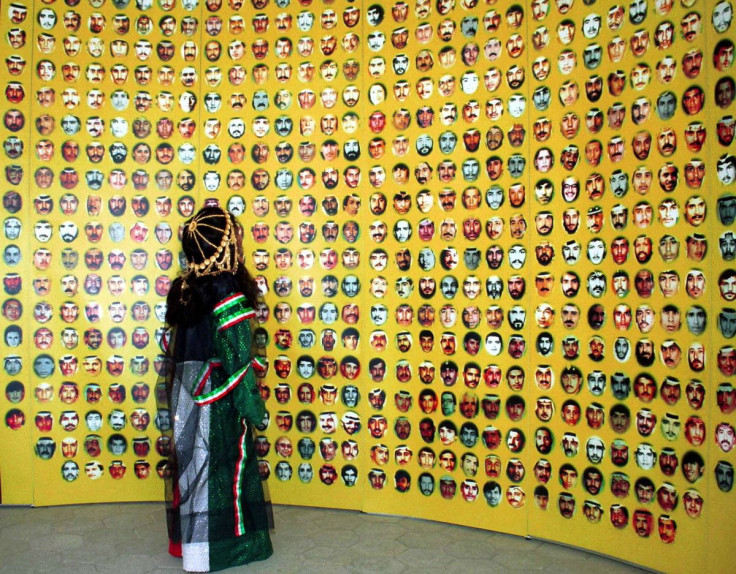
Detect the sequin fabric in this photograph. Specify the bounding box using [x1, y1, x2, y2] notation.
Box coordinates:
[162, 290, 273, 572]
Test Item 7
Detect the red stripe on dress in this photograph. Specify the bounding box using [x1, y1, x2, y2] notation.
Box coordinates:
[251, 356, 267, 372]
[193, 364, 248, 406]
[217, 312, 248, 332]
[192, 360, 222, 397]
[213, 293, 245, 314]
[232, 419, 248, 536]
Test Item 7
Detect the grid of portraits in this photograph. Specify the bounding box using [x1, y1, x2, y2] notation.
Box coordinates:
[522, 0, 734, 555]
[1, 0, 734, 569]
[2, 0, 207, 497]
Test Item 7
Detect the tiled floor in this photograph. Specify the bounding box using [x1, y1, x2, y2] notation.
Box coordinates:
[0, 503, 648, 573]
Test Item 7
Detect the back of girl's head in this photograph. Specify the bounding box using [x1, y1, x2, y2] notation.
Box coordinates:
[167, 206, 260, 325]
[181, 206, 237, 274]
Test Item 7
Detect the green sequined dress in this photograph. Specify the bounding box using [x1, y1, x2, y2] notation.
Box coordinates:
[163, 291, 273, 572]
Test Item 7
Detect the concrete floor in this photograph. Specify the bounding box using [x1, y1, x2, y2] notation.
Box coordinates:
[0, 503, 647, 573]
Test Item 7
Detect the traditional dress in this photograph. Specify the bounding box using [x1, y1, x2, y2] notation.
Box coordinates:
[163, 289, 273, 572]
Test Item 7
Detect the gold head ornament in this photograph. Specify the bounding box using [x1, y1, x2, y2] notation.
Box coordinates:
[185, 209, 239, 278]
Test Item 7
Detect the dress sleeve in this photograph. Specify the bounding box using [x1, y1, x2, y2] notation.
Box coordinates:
[212, 293, 267, 424]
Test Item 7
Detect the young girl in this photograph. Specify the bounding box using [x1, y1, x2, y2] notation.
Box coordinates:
[162, 206, 272, 572]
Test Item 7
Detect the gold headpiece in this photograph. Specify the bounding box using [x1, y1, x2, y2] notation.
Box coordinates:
[185, 210, 239, 278]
